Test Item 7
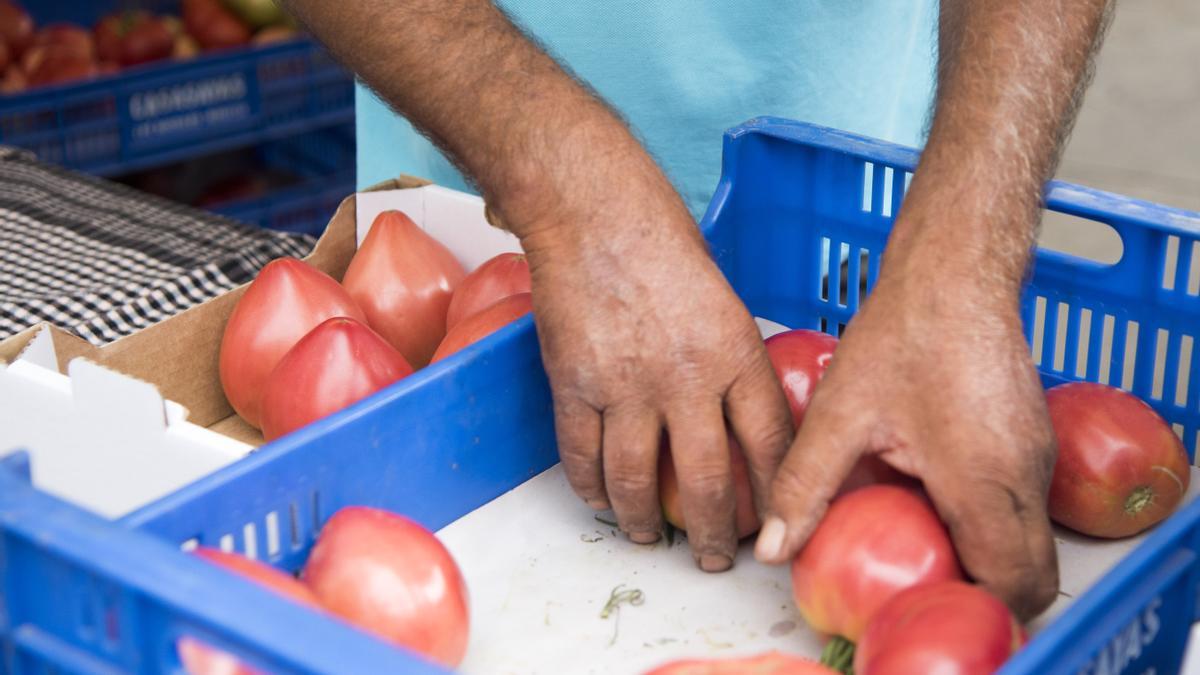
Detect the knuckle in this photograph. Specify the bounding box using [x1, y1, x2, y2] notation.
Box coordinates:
[679, 465, 733, 502]
[606, 465, 656, 499]
[770, 459, 815, 504]
[558, 437, 599, 466]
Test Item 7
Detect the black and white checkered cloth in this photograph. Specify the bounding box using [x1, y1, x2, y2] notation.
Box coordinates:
[0, 147, 316, 345]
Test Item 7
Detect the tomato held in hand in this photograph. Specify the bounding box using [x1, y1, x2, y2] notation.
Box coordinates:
[645, 651, 838, 675]
[1046, 382, 1190, 538]
[260, 317, 413, 440]
[763, 329, 838, 425]
[219, 257, 366, 428]
[430, 292, 532, 362]
[303, 507, 470, 668]
[764, 328, 909, 496]
[791, 485, 962, 643]
[855, 581, 1024, 675]
[179, 548, 321, 675]
[659, 435, 760, 539]
[445, 252, 531, 330]
[343, 210, 467, 367]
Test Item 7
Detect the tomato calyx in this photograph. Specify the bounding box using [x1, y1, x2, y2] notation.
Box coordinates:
[1124, 485, 1155, 516]
[820, 636, 855, 675]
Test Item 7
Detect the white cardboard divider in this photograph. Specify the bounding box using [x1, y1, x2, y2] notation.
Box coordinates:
[356, 186, 523, 271]
[0, 326, 252, 518]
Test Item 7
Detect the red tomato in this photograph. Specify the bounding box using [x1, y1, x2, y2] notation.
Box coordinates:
[120, 16, 174, 66]
[193, 547, 320, 607]
[94, 12, 145, 63]
[764, 328, 910, 496]
[219, 257, 366, 428]
[855, 581, 1024, 675]
[645, 651, 838, 675]
[791, 485, 962, 642]
[445, 252, 531, 330]
[260, 317, 414, 441]
[1046, 382, 1190, 538]
[0, 2, 33, 59]
[659, 434, 760, 539]
[430, 292, 531, 362]
[25, 24, 94, 65]
[26, 54, 98, 88]
[763, 329, 838, 425]
[179, 548, 321, 675]
[344, 210, 467, 367]
[182, 0, 252, 51]
[94, 12, 172, 67]
[0, 64, 25, 94]
[302, 507, 470, 667]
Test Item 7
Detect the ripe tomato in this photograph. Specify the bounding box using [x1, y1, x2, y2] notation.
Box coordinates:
[1046, 382, 1190, 538]
[26, 54, 98, 88]
[182, 0, 252, 51]
[658, 435, 760, 539]
[94, 12, 145, 63]
[119, 16, 174, 66]
[764, 328, 909, 496]
[343, 210, 467, 367]
[303, 507, 470, 668]
[0, 64, 25, 94]
[25, 24, 94, 66]
[219, 257, 366, 428]
[193, 547, 320, 607]
[259, 317, 413, 441]
[179, 548, 321, 675]
[0, 2, 33, 59]
[855, 581, 1024, 675]
[655, 329, 833, 540]
[430, 292, 531, 362]
[645, 651, 838, 675]
[763, 329, 838, 425]
[791, 485, 962, 642]
[445, 252, 531, 330]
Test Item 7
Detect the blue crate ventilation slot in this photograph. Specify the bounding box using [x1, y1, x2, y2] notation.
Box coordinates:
[4, 119, 1200, 674]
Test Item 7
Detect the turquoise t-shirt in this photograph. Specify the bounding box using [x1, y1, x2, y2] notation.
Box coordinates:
[356, 2, 938, 218]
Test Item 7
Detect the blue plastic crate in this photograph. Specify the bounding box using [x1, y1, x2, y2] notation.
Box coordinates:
[0, 1, 354, 176]
[211, 124, 356, 235]
[3, 118, 1200, 673]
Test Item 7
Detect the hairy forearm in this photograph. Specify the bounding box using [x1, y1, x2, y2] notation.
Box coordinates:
[279, 0, 688, 238]
[886, 0, 1113, 298]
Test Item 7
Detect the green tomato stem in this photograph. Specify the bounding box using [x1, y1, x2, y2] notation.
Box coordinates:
[820, 636, 857, 674]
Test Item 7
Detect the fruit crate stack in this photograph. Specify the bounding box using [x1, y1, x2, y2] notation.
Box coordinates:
[0, 0, 354, 234]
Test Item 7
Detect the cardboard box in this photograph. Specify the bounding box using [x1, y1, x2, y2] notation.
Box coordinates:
[0, 176, 521, 517]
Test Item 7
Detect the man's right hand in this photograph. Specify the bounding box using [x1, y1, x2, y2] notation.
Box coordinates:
[518, 177, 793, 572]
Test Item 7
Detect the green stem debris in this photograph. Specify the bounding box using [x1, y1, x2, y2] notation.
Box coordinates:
[595, 514, 619, 528]
[820, 636, 856, 675]
[600, 584, 645, 647]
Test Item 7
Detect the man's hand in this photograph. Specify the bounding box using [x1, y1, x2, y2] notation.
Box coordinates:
[755, 0, 1113, 619]
[755, 260, 1059, 619]
[522, 187, 791, 572]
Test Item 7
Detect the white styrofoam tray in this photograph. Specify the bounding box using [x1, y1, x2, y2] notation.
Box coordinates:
[440, 449, 1200, 673]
